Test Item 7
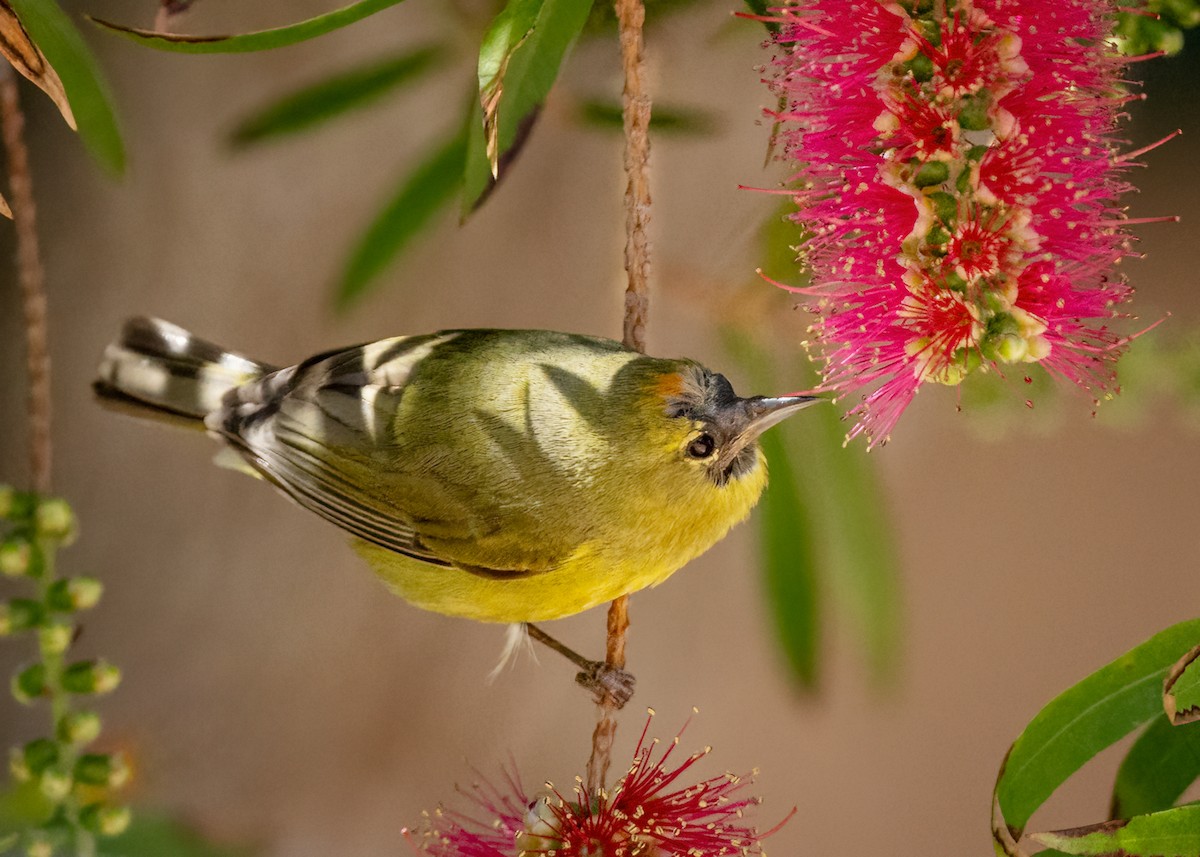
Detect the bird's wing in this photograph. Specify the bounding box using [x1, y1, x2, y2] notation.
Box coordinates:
[207, 334, 468, 568]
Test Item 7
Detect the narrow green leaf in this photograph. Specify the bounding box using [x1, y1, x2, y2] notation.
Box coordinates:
[103, 813, 256, 856]
[995, 619, 1200, 836]
[461, 96, 494, 215]
[463, 0, 594, 212]
[1165, 644, 1200, 725]
[338, 129, 466, 309]
[1031, 805, 1200, 857]
[230, 45, 445, 147]
[91, 0, 410, 54]
[576, 99, 719, 136]
[1111, 716, 1200, 819]
[724, 329, 821, 690]
[755, 204, 902, 685]
[8, 0, 124, 174]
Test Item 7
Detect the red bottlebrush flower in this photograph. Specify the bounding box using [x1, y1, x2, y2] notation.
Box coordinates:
[765, 0, 1164, 445]
[404, 715, 790, 856]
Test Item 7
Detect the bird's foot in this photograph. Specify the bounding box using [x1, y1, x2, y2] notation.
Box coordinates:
[575, 661, 636, 709]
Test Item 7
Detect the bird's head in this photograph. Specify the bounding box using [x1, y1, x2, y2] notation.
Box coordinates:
[650, 363, 820, 488]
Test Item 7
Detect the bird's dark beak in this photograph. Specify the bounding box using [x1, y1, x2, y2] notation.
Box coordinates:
[713, 394, 823, 475]
[742, 394, 823, 441]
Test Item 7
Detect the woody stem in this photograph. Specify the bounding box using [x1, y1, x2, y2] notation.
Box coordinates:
[0, 65, 51, 495]
[587, 0, 652, 795]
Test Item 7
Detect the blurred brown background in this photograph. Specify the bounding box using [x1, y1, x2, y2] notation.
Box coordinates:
[1, 2, 1199, 854]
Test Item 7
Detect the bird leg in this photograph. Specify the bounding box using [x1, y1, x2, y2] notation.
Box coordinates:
[524, 623, 636, 708]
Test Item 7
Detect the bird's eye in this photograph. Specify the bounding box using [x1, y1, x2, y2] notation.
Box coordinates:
[686, 433, 716, 459]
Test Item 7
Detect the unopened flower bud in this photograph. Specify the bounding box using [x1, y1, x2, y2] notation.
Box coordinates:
[0, 599, 44, 636]
[38, 768, 72, 802]
[35, 499, 76, 545]
[75, 753, 130, 789]
[20, 739, 59, 778]
[24, 831, 53, 857]
[62, 660, 121, 695]
[0, 539, 32, 578]
[57, 710, 102, 746]
[12, 663, 47, 704]
[46, 577, 103, 612]
[80, 803, 131, 837]
[38, 621, 74, 656]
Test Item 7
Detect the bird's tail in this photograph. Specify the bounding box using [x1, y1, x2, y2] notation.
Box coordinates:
[94, 317, 275, 425]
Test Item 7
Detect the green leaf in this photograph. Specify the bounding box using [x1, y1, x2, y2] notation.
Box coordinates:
[575, 99, 718, 136]
[338, 128, 466, 309]
[463, 0, 595, 212]
[994, 619, 1200, 839]
[91, 0, 411, 54]
[757, 205, 902, 685]
[724, 329, 821, 690]
[230, 44, 445, 147]
[1031, 805, 1200, 857]
[8, 0, 124, 174]
[101, 813, 256, 856]
[1111, 716, 1200, 819]
[1165, 644, 1200, 725]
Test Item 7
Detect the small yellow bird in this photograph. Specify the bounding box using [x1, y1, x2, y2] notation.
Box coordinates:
[96, 318, 816, 628]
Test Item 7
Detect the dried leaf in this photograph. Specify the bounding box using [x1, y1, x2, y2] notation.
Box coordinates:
[91, 0, 411, 54]
[462, 0, 594, 213]
[0, 190, 11, 219]
[9, 0, 123, 174]
[1031, 805, 1200, 857]
[0, 0, 74, 128]
[1164, 643, 1200, 725]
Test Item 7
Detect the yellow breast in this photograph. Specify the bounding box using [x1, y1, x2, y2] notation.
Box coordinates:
[353, 448, 767, 623]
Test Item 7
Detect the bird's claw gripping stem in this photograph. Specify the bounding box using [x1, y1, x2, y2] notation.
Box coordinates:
[524, 623, 636, 708]
[575, 661, 636, 709]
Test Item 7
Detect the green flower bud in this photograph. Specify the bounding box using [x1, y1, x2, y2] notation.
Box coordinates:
[46, 577, 104, 612]
[62, 660, 121, 695]
[957, 91, 993, 131]
[80, 803, 132, 838]
[905, 52, 933, 82]
[24, 831, 54, 857]
[927, 191, 958, 226]
[12, 663, 47, 704]
[38, 621, 74, 657]
[20, 739, 59, 777]
[35, 499, 76, 545]
[0, 599, 45, 636]
[0, 538, 32, 578]
[9, 748, 30, 782]
[57, 710, 102, 746]
[38, 768, 73, 802]
[75, 753, 130, 789]
[913, 160, 950, 189]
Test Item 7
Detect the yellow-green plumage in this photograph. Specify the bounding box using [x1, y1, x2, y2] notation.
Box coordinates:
[96, 321, 811, 626]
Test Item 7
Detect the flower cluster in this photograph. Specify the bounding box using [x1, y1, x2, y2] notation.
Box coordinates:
[767, 0, 1159, 444]
[1, 486, 130, 855]
[405, 715, 787, 856]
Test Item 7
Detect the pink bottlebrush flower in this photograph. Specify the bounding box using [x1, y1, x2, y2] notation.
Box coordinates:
[404, 715, 791, 856]
[765, 0, 1168, 445]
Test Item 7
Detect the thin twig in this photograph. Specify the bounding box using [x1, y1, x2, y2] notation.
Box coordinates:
[0, 65, 51, 494]
[618, 0, 652, 354]
[586, 0, 652, 794]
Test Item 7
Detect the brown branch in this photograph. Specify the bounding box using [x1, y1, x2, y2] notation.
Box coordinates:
[0, 65, 51, 494]
[587, 0, 652, 795]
